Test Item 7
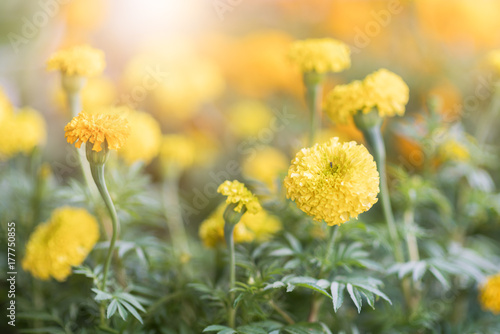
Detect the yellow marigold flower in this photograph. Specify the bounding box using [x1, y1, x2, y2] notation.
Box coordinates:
[227, 100, 274, 138]
[64, 112, 130, 152]
[324, 80, 365, 124]
[363, 69, 409, 118]
[22, 207, 99, 281]
[0, 87, 13, 121]
[284, 138, 379, 226]
[325, 69, 409, 124]
[199, 204, 281, 248]
[242, 147, 288, 191]
[479, 273, 500, 314]
[484, 49, 500, 75]
[47, 44, 105, 77]
[288, 38, 351, 74]
[160, 134, 196, 172]
[0, 107, 46, 158]
[439, 139, 470, 162]
[118, 110, 161, 165]
[217, 180, 262, 214]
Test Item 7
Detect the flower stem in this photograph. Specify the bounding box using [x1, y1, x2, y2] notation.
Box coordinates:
[89, 164, 120, 293]
[304, 73, 324, 146]
[224, 221, 236, 328]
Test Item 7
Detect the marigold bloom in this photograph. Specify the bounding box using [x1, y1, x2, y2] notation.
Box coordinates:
[22, 207, 99, 281]
[0, 87, 13, 121]
[325, 69, 409, 124]
[0, 107, 46, 158]
[47, 44, 105, 77]
[119, 110, 161, 165]
[199, 204, 281, 248]
[217, 180, 261, 214]
[242, 147, 288, 191]
[285, 138, 379, 226]
[227, 100, 274, 138]
[479, 274, 500, 314]
[160, 134, 197, 172]
[64, 112, 130, 152]
[288, 38, 351, 74]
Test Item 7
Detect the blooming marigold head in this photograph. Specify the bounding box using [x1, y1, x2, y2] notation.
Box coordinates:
[22, 207, 99, 281]
[325, 69, 409, 124]
[284, 138, 380, 226]
[64, 112, 130, 152]
[288, 38, 351, 74]
[217, 180, 262, 214]
[47, 44, 105, 77]
[479, 273, 500, 314]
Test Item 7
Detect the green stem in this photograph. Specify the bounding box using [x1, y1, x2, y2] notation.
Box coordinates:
[224, 221, 236, 328]
[269, 300, 295, 325]
[359, 125, 404, 263]
[403, 208, 419, 262]
[304, 74, 324, 146]
[90, 163, 119, 325]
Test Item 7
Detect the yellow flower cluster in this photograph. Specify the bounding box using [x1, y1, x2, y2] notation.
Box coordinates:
[325, 69, 409, 124]
[227, 100, 274, 138]
[64, 112, 130, 152]
[118, 110, 162, 165]
[284, 138, 379, 226]
[47, 44, 106, 77]
[479, 273, 500, 314]
[0, 107, 46, 158]
[22, 207, 99, 281]
[242, 146, 288, 191]
[288, 38, 351, 74]
[217, 180, 262, 214]
[484, 49, 500, 75]
[160, 134, 197, 172]
[199, 204, 282, 248]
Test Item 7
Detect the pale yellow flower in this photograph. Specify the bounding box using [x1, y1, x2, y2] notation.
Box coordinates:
[227, 100, 274, 138]
[479, 273, 500, 314]
[217, 180, 261, 214]
[159, 134, 197, 172]
[64, 112, 130, 152]
[285, 138, 379, 226]
[242, 147, 288, 191]
[47, 44, 105, 77]
[0, 107, 46, 158]
[22, 207, 99, 281]
[289, 38, 351, 74]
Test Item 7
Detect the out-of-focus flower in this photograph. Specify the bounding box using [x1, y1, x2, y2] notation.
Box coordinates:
[159, 134, 196, 173]
[285, 138, 379, 226]
[483, 50, 500, 76]
[395, 135, 424, 170]
[0, 107, 46, 159]
[428, 81, 462, 122]
[438, 139, 470, 162]
[22, 207, 99, 281]
[47, 45, 105, 77]
[479, 273, 500, 314]
[227, 100, 274, 138]
[0, 87, 13, 121]
[416, 0, 500, 49]
[199, 204, 281, 248]
[199, 205, 254, 248]
[242, 146, 288, 191]
[209, 31, 302, 98]
[217, 180, 261, 214]
[64, 112, 130, 152]
[288, 38, 351, 74]
[117, 110, 161, 165]
[189, 130, 220, 167]
[53, 77, 116, 114]
[325, 69, 409, 124]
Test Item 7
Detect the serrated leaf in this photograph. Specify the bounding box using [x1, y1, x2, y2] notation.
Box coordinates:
[294, 282, 332, 298]
[331, 282, 345, 312]
[120, 300, 144, 324]
[116, 292, 146, 312]
[351, 284, 391, 304]
[359, 290, 375, 309]
[347, 284, 362, 313]
[203, 325, 236, 333]
[284, 233, 302, 253]
[107, 299, 119, 319]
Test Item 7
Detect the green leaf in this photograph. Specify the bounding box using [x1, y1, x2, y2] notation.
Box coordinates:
[346, 284, 362, 313]
[116, 292, 146, 312]
[359, 290, 375, 309]
[203, 325, 236, 333]
[429, 266, 450, 289]
[19, 328, 66, 334]
[236, 325, 268, 334]
[269, 248, 295, 257]
[116, 302, 128, 321]
[119, 300, 144, 324]
[92, 288, 113, 301]
[412, 261, 427, 282]
[107, 299, 119, 319]
[351, 284, 391, 304]
[330, 282, 345, 312]
[284, 233, 302, 253]
[293, 283, 332, 299]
